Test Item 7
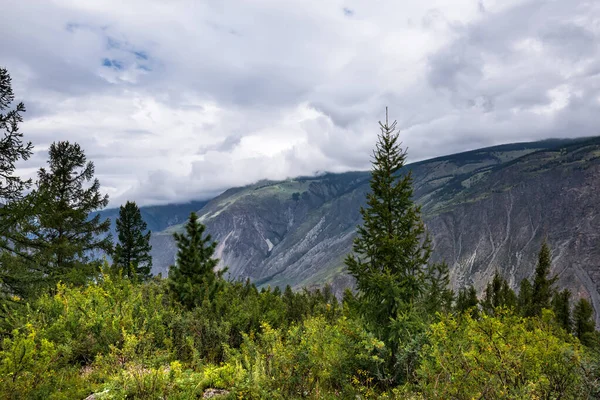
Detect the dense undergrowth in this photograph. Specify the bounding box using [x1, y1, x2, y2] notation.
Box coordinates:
[1, 269, 599, 399]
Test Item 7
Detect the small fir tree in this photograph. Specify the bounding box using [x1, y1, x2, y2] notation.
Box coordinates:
[168, 212, 224, 309]
[423, 262, 454, 316]
[455, 285, 479, 318]
[552, 288, 572, 333]
[573, 298, 595, 346]
[481, 272, 517, 316]
[530, 241, 557, 316]
[113, 201, 152, 280]
[517, 278, 533, 317]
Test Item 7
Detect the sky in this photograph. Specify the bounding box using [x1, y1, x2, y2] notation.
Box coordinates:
[2, 0, 600, 206]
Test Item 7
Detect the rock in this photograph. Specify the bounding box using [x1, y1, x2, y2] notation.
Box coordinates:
[203, 388, 230, 398]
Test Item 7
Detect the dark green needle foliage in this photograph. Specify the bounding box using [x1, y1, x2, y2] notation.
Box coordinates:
[0, 67, 34, 305]
[552, 288, 572, 333]
[530, 241, 558, 316]
[518, 278, 533, 317]
[344, 109, 435, 383]
[168, 212, 225, 309]
[481, 271, 517, 316]
[113, 201, 152, 280]
[455, 285, 480, 318]
[573, 298, 596, 346]
[0, 67, 33, 205]
[26, 141, 112, 288]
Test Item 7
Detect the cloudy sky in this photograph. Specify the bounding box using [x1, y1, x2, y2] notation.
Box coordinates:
[2, 0, 599, 206]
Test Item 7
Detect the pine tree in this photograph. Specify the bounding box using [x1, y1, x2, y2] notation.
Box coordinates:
[168, 212, 224, 309]
[552, 289, 572, 333]
[423, 262, 454, 315]
[0, 67, 34, 302]
[344, 109, 434, 382]
[530, 241, 557, 316]
[573, 298, 595, 346]
[481, 272, 517, 316]
[0, 67, 33, 205]
[517, 278, 533, 317]
[113, 201, 152, 280]
[25, 141, 112, 288]
[455, 285, 479, 318]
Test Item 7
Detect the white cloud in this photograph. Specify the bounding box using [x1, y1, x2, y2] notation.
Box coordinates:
[2, 0, 600, 206]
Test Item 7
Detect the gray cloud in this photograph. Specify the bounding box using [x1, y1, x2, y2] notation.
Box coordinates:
[3, 0, 600, 206]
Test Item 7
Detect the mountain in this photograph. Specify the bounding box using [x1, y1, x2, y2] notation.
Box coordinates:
[146, 137, 600, 324]
[98, 199, 210, 242]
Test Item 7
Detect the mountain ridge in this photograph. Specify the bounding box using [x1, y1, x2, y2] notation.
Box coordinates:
[102, 136, 600, 323]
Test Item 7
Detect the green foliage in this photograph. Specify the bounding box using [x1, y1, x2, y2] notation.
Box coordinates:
[0, 66, 34, 309]
[552, 289, 572, 333]
[530, 241, 558, 317]
[417, 310, 590, 399]
[481, 272, 517, 315]
[455, 285, 479, 318]
[168, 212, 224, 309]
[113, 200, 153, 280]
[0, 67, 33, 203]
[517, 278, 533, 317]
[227, 316, 386, 398]
[344, 110, 440, 384]
[573, 298, 596, 347]
[19, 141, 112, 289]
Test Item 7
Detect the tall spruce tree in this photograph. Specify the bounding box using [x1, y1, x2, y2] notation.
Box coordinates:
[168, 212, 224, 309]
[113, 201, 152, 280]
[530, 241, 557, 316]
[344, 109, 434, 382]
[24, 141, 112, 288]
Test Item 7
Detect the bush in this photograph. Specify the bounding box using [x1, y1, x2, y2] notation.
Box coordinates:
[417, 309, 589, 399]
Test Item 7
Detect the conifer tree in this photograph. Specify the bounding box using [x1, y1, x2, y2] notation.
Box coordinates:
[552, 289, 572, 333]
[530, 241, 557, 316]
[344, 109, 434, 381]
[24, 141, 112, 288]
[481, 272, 517, 316]
[0, 67, 34, 302]
[0, 67, 33, 205]
[573, 298, 595, 346]
[517, 278, 533, 317]
[455, 285, 479, 318]
[113, 201, 152, 280]
[423, 262, 454, 315]
[168, 212, 224, 309]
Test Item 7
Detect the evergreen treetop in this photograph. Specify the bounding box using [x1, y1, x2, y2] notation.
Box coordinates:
[531, 241, 557, 316]
[481, 271, 517, 316]
[345, 109, 431, 323]
[168, 211, 224, 309]
[113, 201, 152, 280]
[0, 67, 33, 205]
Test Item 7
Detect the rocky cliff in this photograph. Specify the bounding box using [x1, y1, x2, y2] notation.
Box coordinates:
[145, 137, 600, 323]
